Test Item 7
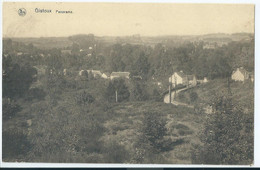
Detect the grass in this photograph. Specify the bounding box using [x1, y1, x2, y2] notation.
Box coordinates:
[101, 101, 205, 164]
[177, 78, 254, 109]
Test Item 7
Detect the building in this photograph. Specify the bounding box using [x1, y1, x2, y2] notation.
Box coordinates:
[110, 72, 130, 80]
[187, 75, 197, 86]
[79, 70, 88, 76]
[169, 71, 188, 87]
[203, 77, 208, 83]
[231, 67, 250, 82]
[91, 70, 102, 78]
[101, 72, 110, 79]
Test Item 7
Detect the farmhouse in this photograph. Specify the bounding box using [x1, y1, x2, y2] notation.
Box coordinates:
[169, 71, 188, 87]
[231, 67, 250, 82]
[110, 72, 130, 80]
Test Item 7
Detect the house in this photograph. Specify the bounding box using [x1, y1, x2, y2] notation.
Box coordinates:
[231, 67, 250, 82]
[169, 71, 188, 87]
[79, 70, 88, 76]
[101, 72, 110, 79]
[132, 75, 142, 80]
[91, 70, 102, 78]
[110, 72, 130, 80]
[187, 75, 197, 86]
[203, 77, 208, 83]
[17, 52, 23, 56]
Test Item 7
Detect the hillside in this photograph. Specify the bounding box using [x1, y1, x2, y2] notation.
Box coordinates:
[176, 78, 254, 111]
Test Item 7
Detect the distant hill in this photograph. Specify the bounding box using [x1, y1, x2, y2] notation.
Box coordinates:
[4, 32, 254, 49]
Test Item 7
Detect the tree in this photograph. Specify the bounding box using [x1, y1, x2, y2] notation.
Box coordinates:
[131, 53, 150, 80]
[3, 57, 37, 98]
[2, 98, 22, 120]
[105, 79, 130, 102]
[75, 91, 95, 105]
[192, 93, 254, 164]
[141, 112, 168, 152]
[130, 81, 148, 101]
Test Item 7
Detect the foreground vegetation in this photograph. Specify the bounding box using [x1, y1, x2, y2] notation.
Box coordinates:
[2, 35, 254, 164]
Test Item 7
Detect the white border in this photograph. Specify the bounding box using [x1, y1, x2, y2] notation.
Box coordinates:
[0, 0, 259, 168]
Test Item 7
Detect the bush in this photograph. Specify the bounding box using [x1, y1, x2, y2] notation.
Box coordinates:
[102, 139, 130, 163]
[3, 98, 22, 120]
[75, 91, 95, 105]
[191, 94, 254, 165]
[26, 88, 46, 101]
[189, 92, 198, 103]
[2, 129, 31, 161]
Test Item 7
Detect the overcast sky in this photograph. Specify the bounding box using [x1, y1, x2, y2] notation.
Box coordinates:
[3, 2, 255, 37]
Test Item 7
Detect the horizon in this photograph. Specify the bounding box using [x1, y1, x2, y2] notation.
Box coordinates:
[3, 32, 254, 39]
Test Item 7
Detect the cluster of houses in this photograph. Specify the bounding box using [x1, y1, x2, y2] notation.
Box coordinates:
[168, 66, 254, 88]
[77, 69, 130, 80]
[168, 71, 208, 88]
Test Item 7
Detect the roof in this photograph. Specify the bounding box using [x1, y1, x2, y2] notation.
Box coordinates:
[175, 71, 186, 78]
[233, 67, 249, 76]
[91, 70, 102, 75]
[111, 72, 130, 77]
[187, 75, 195, 81]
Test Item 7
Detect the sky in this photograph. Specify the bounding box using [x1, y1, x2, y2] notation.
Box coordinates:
[3, 2, 255, 37]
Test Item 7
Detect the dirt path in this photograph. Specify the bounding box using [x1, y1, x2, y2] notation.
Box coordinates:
[164, 87, 194, 108]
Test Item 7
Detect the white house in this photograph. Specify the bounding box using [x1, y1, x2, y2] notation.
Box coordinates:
[91, 70, 102, 78]
[203, 77, 208, 83]
[231, 67, 250, 82]
[110, 72, 130, 80]
[169, 71, 188, 87]
[101, 73, 109, 79]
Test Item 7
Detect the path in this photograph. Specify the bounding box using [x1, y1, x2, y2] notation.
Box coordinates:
[164, 86, 194, 108]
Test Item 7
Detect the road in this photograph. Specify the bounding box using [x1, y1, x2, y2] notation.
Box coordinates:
[164, 86, 194, 108]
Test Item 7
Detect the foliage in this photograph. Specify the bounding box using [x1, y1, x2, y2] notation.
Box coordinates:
[3, 56, 37, 98]
[105, 79, 130, 102]
[26, 88, 46, 101]
[189, 91, 198, 103]
[130, 80, 149, 101]
[191, 94, 254, 164]
[75, 91, 95, 105]
[140, 111, 169, 152]
[2, 98, 22, 120]
[2, 128, 31, 161]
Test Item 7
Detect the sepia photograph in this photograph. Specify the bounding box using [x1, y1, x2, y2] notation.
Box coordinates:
[2, 2, 255, 165]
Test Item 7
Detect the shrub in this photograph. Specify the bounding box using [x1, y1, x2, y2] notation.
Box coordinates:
[2, 128, 31, 161]
[189, 91, 198, 103]
[2, 98, 22, 120]
[75, 91, 95, 105]
[26, 88, 46, 101]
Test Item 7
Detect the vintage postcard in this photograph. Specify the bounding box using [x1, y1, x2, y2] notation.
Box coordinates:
[2, 2, 255, 165]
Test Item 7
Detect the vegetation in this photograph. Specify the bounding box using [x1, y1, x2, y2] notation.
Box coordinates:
[191, 92, 253, 164]
[2, 34, 254, 164]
